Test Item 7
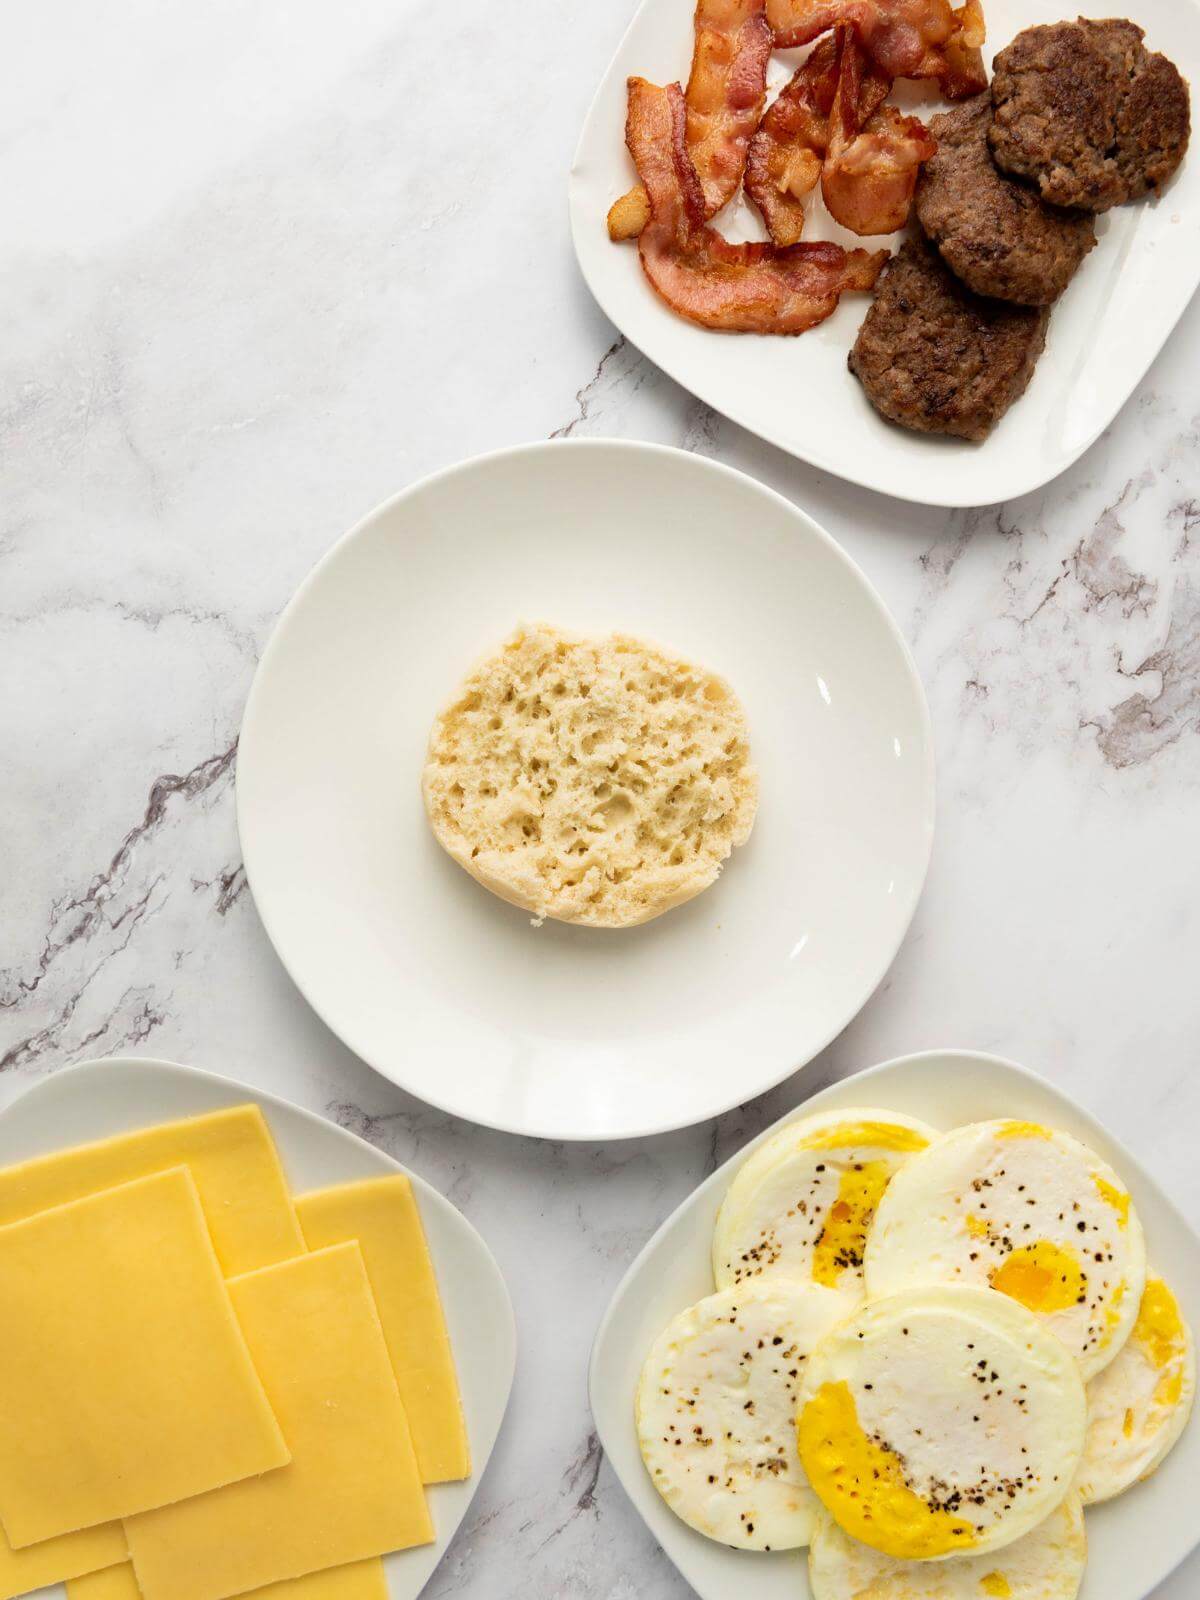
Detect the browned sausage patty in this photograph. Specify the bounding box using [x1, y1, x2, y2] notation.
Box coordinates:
[849, 239, 1051, 441]
[915, 96, 1097, 304]
[989, 19, 1190, 212]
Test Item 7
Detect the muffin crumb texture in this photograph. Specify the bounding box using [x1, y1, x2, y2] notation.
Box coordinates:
[422, 625, 758, 928]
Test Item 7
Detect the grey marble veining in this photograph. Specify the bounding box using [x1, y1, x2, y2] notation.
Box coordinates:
[3, 2, 1199, 1595]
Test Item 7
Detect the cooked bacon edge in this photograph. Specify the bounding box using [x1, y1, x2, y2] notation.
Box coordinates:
[626, 76, 886, 333]
[608, 0, 773, 240]
[764, 0, 986, 98]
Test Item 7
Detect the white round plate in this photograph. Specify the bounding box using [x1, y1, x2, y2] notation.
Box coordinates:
[590, 1049, 1200, 1600]
[569, 0, 1200, 508]
[0, 1057, 516, 1600]
[238, 440, 934, 1140]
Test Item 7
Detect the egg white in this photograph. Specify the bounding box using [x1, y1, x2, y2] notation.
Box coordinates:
[1075, 1273, 1195, 1504]
[712, 1107, 938, 1305]
[864, 1120, 1146, 1380]
[636, 1277, 850, 1550]
[795, 1285, 1087, 1562]
[808, 1494, 1087, 1600]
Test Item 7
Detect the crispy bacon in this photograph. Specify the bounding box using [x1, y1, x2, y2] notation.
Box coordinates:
[608, 0, 773, 240]
[764, 0, 987, 98]
[626, 76, 886, 333]
[820, 26, 936, 234]
[745, 31, 890, 244]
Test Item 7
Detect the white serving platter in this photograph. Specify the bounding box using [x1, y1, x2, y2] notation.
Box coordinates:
[569, 0, 1200, 507]
[0, 1057, 516, 1600]
[237, 439, 934, 1142]
[589, 1048, 1200, 1600]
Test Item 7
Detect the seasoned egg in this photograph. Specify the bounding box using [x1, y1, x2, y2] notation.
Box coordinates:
[864, 1121, 1146, 1380]
[1075, 1274, 1195, 1504]
[712, 1108, 938, 1305]
[808, 1493, 1086, 1599]
[795, 1286, 1086, 1562]
[636, 1278, 849, 1550]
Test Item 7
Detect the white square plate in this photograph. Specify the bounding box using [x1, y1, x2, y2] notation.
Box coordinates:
[569, 0, 1200, 507]
[589, 1049, 1200, 1599]
[0, 1057, 516, 1600]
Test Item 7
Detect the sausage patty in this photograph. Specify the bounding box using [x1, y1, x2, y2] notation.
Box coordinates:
[989, 19, 1190, 212]
[916, 96, 1097, 304]
[849, 239, 1051, 441]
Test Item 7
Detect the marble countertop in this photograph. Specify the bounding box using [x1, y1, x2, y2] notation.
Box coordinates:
[3, 2, 1198, 1595]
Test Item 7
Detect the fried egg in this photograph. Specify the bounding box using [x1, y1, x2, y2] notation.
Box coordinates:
[712, 1108, 938, 1306]
[795, 1286, 1086, 1562]
[636, 1277, 850, 1550]
[1074, 1274, 1195, 1504]
[864, 1120, 1146, 1380]
[808, 1493, 1086, 1600]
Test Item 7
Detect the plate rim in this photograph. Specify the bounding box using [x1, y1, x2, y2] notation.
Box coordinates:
[587, 1045, 1200, 1600]
[237, 437, 937, 1142]
[567, 0, 1200, 509]
[0, 1053, 517, 1600]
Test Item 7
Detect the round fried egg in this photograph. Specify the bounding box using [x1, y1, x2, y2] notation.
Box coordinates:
[864, 1121, 1146, 1380]
[795, 1286, 1086, 1562]
[636, 1278, 850, 1550]
[1075, 1274, 1195, 1504]
[808, 1494, 1086, 1600]
[712, 1108, 938, 1305]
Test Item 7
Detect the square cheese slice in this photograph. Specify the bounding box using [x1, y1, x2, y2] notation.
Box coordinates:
[295, 1176, 470, 1482]
[0, 1520, 126, 1600]
[69, 1561, 387, 1600]
[0, 1167, 289, 1546]
[125, 1243, 433, 1600]
[0, 1105, 304, 1275]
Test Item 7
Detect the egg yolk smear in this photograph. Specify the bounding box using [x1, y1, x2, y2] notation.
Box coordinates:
[796, 1381, 978, 1559]
[813, 1162, 892, 1288]
[1134, 1280, 1188, 1405]
[980, 1575, 1012, 1598]
[798, 1121, 930, 1154]
[1094, 1175, 1131, 1227]
[989, 1241, 1086, 1313]
[995, 1121, 1054, 1141]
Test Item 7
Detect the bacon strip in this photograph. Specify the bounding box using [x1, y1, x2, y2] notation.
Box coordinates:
[764, 0, 987, 98]
[744, 31, 890, 244]
[820, 26, 936, 234]
[608, 0, 773, 240]
[626, 76, 886, 333]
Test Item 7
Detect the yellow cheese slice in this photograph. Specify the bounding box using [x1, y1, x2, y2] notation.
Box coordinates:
[0, 1105, 304, 1275]
[0, 1521, 126, 1600]
[125, 1242, 433, 1600]
[0, 1167, 290, 1547]
[69, 1560, 387, 1600]
[295, 1176, 470, 1483]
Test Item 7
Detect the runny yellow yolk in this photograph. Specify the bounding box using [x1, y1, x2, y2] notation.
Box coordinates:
[979, 1575, 1012, 1598]
[813, 1162, 892, 1288]
[1133, 1279, 1188, 1405]
[1094, 1175, 1131, 1228]
[798, 1122, 930, 1154]
[796, 1381, 978, 1559]
[989, 1241, 1086, 1313]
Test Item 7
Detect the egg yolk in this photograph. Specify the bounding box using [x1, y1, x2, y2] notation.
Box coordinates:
[796, 1381, 978, 1559]
[813, 1162, 892, 1288]
[1094, 1175, 1131, 1227]
[980, 1575, 1012, 1598]
[965, 1213, 990, 1239]
[995, 1121, 1054, 1141]
[799, 1121, 930, 1154]
[1132, 1279, 1188, 1405]
[990, 1241, 1086, 1313]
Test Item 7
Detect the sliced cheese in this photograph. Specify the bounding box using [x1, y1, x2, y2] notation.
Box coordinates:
[0, 1521, 126, 1600]
[295, 1176, 470, 1483]
[0, 1105, 304, 1275]
[69, 1560, 388, 1600]
[125, 1242, 433, 1600]
[0, 1168, 289, 1546]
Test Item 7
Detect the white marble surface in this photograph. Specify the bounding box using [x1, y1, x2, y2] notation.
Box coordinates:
[2, 2, 1199, 1595]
